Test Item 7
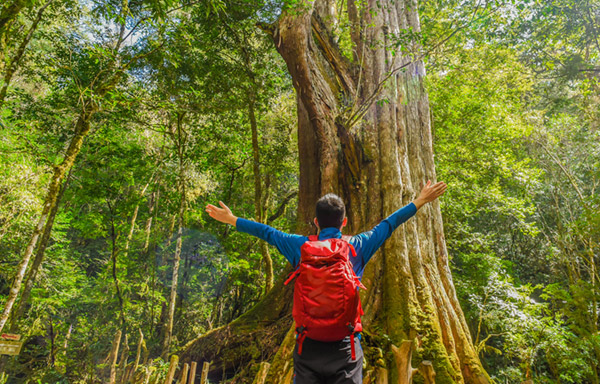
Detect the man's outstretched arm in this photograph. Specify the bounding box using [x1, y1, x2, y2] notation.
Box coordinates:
[205, 201, 305, 267]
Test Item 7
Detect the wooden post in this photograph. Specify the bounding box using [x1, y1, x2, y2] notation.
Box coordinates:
[180, 363, 189, 384]
[252, 362, 271, 384]
[189, 361, 197, 384]
[418, 361, 436, 384]
[164, 355, 178, 384]
[200, 361, 210, 384]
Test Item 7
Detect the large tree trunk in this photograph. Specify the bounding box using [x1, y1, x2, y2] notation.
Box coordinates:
[183, 0, 490, 382]
[269, 0, 490, 381]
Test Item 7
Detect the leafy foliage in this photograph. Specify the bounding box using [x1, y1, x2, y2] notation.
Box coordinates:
[0, 0, 598, 381]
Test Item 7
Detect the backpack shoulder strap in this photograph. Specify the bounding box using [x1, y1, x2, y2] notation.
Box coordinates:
[340, 235, 357, 258]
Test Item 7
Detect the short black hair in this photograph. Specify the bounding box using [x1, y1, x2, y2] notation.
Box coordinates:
[316, 193, 346, 229]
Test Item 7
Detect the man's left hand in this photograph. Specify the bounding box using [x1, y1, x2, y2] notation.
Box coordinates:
[413, 180, 447, 209]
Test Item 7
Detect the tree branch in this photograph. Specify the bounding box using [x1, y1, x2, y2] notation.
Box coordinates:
[267, 191, 298, 224]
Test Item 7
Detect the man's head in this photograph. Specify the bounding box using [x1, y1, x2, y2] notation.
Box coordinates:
[314, 193, 347, 230]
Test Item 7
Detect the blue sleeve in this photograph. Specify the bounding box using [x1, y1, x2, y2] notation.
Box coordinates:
[235, 218, 307, 268]
[351, 202, 417, 265]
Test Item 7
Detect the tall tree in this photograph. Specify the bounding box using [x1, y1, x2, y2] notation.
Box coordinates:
[183, 0, 490, 382]
[269, 0, 491, 380]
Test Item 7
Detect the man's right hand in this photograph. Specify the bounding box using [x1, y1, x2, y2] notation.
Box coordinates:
[206, 201, 238, 226]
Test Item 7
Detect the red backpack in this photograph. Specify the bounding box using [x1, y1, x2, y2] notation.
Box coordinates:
[284, 235, 366, 360]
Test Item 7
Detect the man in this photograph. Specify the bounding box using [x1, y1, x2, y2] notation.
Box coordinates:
[206, 180, 447, 384]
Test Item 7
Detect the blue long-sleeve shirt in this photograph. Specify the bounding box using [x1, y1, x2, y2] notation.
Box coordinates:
[235, 203, 418, 278]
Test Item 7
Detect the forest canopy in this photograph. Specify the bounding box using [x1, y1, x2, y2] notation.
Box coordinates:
[0, 0, 598, 382]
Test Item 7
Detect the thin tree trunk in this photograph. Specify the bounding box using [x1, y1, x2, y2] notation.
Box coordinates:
[131, 328, 145, 381]
[162, 210, 182, 354]
[162, 113, 187, 357]
[60, 323, 73, 373]
[47, 315, 56, 367]
[63, 323, 73, 356]
[124, 204, 139, 255]
[144, 186, 160, 337]
[220, 24, 276, 293]
[109, 330, 122, 384]
[0, 0, 53, 106]
[108, 200, 127, 328]
[143, 189, 159, 254]
[0, 16, 133, 331]
[124, 165, 160, 258]
[0, 0, 33, 56]
[249, 95, 274, 292]
[0, 109, 95, 334]
[165, 213, 177, 249]
[8, 169, 71, 331]
[118, 332, 129, 384]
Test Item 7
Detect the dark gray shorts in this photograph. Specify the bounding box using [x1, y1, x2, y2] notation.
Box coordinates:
[293, 336, 363, 384]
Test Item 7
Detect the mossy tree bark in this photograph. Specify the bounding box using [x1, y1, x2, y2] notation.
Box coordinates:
[7, 170, 70, 332]
[0, 109, 95, 334]
[183, 0, 490, 382]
